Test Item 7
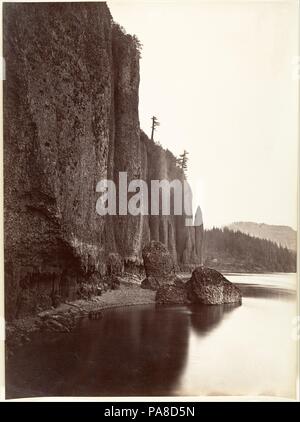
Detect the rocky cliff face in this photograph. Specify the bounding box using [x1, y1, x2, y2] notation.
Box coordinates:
[4, 2, 203, 319]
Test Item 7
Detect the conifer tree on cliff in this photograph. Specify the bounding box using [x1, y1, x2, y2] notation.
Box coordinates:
[176, 150, 189, 175]
[151, 116, 160, 141]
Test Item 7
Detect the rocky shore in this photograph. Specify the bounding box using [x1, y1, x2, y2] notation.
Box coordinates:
[6, 241, 242, 359]
[6, 279, 156, 358]
[141, 241, 242, 306]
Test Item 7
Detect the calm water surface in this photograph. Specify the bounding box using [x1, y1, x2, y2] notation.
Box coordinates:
[6, 273, 298, 399]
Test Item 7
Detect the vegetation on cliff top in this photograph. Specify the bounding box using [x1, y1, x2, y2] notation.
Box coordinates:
[113, 22, 143, 57]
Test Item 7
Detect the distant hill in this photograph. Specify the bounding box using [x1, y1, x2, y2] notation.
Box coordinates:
[226, 222, 297, 251]
[204, 227, 297, 273]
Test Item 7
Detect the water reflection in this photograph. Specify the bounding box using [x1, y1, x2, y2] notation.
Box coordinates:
[7, 305, 191, 398]
[236, 283, 296, 300]
[189, 303, 240, 337]
[6, 303, 238, 398]
[6, 276, 297, 399]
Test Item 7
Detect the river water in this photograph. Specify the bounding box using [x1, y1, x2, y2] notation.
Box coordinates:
[6, 273, 298, 399]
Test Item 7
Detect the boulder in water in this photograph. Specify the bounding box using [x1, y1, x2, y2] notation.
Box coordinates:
[186, 266, 242, 305]
[155, 266, 242, 305]
[156, 284, 190, 305]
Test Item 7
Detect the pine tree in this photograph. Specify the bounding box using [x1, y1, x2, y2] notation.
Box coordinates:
[177, 150, 189, 175]
[151, 116, 160, 141]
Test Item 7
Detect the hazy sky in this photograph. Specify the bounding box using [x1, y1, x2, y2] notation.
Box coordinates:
[108, 0, 299, 229]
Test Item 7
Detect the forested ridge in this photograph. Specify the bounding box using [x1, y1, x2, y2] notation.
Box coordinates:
[204, 227, 296, 273]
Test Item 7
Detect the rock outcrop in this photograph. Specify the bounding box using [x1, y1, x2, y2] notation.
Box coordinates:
[141, 241, 177, 290]
[106, 253, 124, 276]
[186, 267, 242, 305]
[3, 2, 204, 319]
[156, 284, 189, 305]
[155, 266, 242, 305]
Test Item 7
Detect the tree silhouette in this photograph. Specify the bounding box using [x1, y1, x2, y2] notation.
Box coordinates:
[151, 116, 160, 141]
[176, 150, 189, 175]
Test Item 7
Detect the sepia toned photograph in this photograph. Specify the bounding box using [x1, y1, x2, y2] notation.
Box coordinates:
[1, 0, 299, 401]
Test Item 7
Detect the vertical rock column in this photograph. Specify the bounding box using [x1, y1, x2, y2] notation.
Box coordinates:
[111, 25, 143, 262]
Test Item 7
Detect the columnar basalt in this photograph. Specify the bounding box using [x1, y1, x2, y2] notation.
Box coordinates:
[4, 2, 203, 319]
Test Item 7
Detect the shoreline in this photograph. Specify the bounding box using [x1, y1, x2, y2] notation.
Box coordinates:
[6, 273, 296, 400]
[6, 271, 296, 356]
[6, 284, 156, 356]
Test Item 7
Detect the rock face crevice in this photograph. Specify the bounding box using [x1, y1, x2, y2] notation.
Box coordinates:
[4, 2, 203, 319]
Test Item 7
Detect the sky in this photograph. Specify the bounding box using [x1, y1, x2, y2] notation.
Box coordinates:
[108, 0, 299, 229]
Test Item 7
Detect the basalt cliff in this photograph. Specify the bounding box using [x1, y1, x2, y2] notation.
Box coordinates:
[4, 2, 203, 319]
